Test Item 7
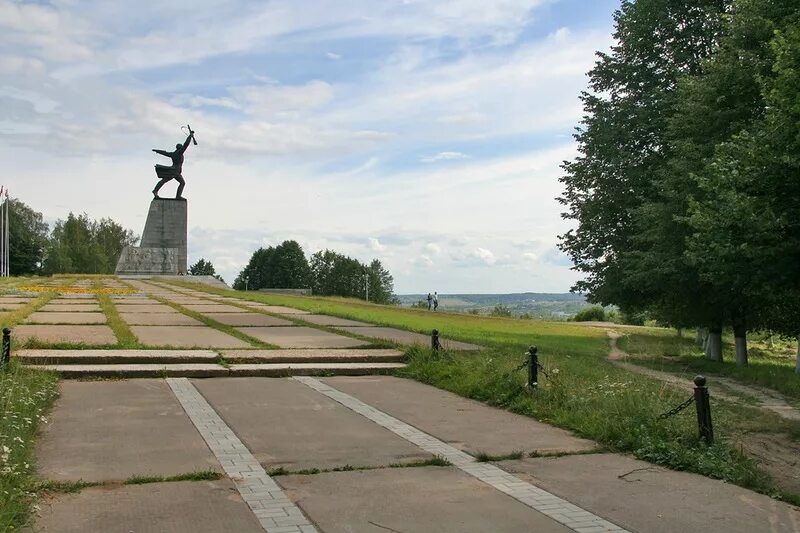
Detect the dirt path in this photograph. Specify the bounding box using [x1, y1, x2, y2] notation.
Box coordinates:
[605, 330, 800, 422]
[605, 330, 800, 495]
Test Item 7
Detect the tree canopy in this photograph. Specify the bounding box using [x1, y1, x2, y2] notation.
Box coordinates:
[559, 0, 800, 363]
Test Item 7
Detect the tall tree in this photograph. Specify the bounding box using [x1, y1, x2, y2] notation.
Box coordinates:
[366, 259, 398, 304]
[233, 241, 311, 290]
[7, 198, 49, 275]
[43, 213, 137, 274]
[558, 0, 728, 322]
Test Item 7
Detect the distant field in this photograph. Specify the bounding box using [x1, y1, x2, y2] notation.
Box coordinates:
[396, 292, 592, 319]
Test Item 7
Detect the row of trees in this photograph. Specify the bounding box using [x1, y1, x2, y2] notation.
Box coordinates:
[8, 198, 137, 275]
[232, 241, 398, 304]
[559, 0, 799, 365]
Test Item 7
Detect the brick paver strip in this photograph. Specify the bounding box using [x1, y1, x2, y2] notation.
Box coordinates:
[167, 378, 318, 533]
[294, 377, 627, 533]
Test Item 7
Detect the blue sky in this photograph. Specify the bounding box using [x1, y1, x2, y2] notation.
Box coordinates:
[0, 0, 619, 292]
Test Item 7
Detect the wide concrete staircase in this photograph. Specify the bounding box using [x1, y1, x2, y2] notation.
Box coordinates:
[17, 348, 406, 378]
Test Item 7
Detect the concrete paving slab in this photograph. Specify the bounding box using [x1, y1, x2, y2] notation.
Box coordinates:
[17, 349, 219, 364]
[36, 380, 221, 481]
[220, 348, 405, 363]
[338, 326, 482, 350]
[131, 325, 252, 348]
[115, 304, 179, 313]
[183, 303, 247, 313]
[39, 303, 102, 312]
[14, 325, 117, 345]
[31, 479, 264, 533]
[194, 377, 431, 470]
[107, 297, 153, 303]
[203, 312, 293, 327]
[120, 312, 203, 326]
[244, 304, 310, 314]
[36, 364, 229, 378]
[227, 362, 406, 376]
[0, 297, 34, 303]
[323, 376, 597, 456]
[500, 454, 800, 533]
[237, 326, 369, 348]
[0, 302, 24, 310]
[25, 312, 107, 324]
[299, 314, 375, 327]
[278, 467, 570, 533]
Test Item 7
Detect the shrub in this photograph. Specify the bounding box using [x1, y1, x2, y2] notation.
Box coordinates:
[490, 304, 512, 317]
[572, 305, 606, 322]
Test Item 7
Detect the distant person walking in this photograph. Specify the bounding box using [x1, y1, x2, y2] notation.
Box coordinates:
[433, 292, 439, 311]
[426, 293, 433, 310]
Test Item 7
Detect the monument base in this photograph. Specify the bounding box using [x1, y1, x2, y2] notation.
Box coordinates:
[115, 198, 188, 275]
[116, 247, 180, 275]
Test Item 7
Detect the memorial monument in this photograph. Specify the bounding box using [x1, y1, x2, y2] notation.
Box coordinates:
[115, 127, 197, 276]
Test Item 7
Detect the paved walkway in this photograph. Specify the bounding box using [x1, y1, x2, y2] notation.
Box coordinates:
[31, 376, 799, 532]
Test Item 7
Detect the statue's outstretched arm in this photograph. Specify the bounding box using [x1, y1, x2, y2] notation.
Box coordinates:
[152, 149, 170, 157]
[178, 134, 192, 154]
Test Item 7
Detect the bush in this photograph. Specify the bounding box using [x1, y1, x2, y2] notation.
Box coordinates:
[412, 300, 429, 309]
[572, 305, 606, 322]
[490, 304, 512, 317]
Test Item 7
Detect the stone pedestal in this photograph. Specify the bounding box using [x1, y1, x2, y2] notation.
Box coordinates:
[116, 198, 187, 275]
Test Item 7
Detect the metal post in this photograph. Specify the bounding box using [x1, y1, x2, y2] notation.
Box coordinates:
[693, 375, 714, 445]
[1, 328, 10, 368]
[527, 346, 538, 390]
[431, 329, 440, 352]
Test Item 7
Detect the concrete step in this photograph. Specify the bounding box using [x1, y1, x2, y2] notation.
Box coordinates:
[25, 362, 406, 378]
[16, 348, 405, 365]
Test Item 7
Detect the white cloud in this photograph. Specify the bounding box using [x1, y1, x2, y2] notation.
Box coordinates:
[425, 243, 442, 255]
[420, 151, 470, 163]
[325, 52, 342, 60]
[368, 237, 386, 252]
[472, 248, 497, 266]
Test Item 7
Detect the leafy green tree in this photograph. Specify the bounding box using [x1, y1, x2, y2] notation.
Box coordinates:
[366, 259, 398, 304]
[572, 306, 606, 322]
[559, 0, 728, 321]
[234, 246, 275, 290]
[233, 241, 311, 290]
[269, 240, 311, 289]
[42, 213, 137, 274]
[6, 198, 49, 275]
[188, 258, 216, 276]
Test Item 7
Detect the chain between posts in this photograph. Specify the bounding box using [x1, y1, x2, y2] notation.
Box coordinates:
[656, 396, 694, 420]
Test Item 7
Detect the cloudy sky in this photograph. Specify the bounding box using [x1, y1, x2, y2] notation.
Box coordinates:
[0, 0, 618, 293]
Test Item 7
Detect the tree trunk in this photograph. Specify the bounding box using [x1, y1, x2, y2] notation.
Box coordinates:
[796, 339, 800, 374]
[705, 324, 723, 362]
[733, 323, 747, 366]
[695, 327, 703, 345]
[676, 328, 683, 338]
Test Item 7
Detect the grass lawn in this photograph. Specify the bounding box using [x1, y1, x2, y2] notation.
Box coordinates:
[170, 281, 800, 504]
[0, 362, 59, 530]
[618, 329, 800, 401]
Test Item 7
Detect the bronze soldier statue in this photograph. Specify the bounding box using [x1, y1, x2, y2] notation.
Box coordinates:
[152, 127, 196, 199]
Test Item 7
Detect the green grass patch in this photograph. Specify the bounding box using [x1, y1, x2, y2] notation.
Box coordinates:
[0, 361, 59, 530]
[475, 450, 525, 462]
[619, 332, 800, 401]
[34, 479, 99, 494]
[96, 290, 141, 349]
[268, 457, 452, 476]
[125, 469, 222, 485]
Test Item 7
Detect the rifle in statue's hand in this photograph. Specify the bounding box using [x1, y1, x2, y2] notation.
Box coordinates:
[185, 124, 198, 145]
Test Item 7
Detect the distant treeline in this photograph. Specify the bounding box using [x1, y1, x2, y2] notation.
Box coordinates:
[7, 198, 137, 275]
[233, 240, 398, 304]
